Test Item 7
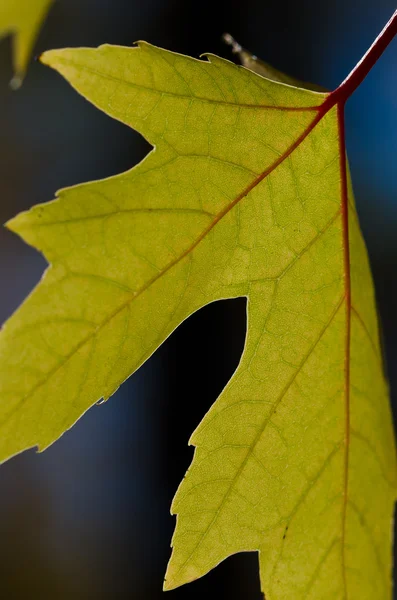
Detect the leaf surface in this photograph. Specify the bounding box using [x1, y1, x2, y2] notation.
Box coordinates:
[0, 0, 52, 86]
[2, 42, 396, 598]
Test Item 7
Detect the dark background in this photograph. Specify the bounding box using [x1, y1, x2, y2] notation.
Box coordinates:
[0, 0, 397, 598]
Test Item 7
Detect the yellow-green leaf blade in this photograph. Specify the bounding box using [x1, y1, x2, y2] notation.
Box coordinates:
[1, 42, 396, 599]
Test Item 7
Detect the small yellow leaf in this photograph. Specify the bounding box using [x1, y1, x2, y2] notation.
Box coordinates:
[0, 0, 52, 87]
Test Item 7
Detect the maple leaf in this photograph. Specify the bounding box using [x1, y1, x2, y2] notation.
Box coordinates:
[1, 22, 397, 599]
[0, 0, 52, 87]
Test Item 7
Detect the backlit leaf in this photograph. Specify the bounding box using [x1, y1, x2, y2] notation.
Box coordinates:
[1, 42, 396, 598]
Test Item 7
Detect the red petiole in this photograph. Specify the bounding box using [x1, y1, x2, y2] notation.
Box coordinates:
[325, 8, 397, 109]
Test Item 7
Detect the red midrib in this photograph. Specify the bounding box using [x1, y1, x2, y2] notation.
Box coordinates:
[336, 99, 351, 599]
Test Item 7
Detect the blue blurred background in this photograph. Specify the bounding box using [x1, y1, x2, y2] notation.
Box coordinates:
[0, 0, 396, 598]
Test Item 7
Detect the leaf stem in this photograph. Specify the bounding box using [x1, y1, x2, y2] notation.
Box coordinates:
[325, 8, 397, 108]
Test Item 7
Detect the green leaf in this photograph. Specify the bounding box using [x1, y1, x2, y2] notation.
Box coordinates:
[2, 42, 396, 598]
[0, 0, 52, 87]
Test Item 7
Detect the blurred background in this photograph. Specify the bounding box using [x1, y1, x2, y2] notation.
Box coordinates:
[0, 0, 397, 598]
